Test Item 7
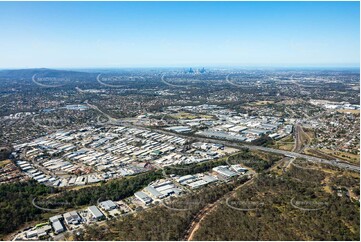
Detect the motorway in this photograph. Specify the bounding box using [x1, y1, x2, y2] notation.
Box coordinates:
[84, 102, 360, 173]
[292, 123, 303, 153]
[137, 126, 360, 172]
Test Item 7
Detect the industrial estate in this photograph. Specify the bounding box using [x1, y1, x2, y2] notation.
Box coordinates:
[0, 1, 360, 241]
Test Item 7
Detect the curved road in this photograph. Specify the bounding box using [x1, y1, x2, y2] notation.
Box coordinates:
[84, 102, 359, 172]
[143, 127, 359, 172]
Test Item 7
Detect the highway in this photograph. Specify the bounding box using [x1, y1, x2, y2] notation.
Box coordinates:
[138, 126, 360, 172]
[84, 102, 360, 173]
[292, 123, 302, 152]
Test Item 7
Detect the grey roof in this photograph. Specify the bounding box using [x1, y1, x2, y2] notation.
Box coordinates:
[135, 191, 152, 203]
[88, 206, 104, 218]
[49, 215, 62, 223]
[160, 188, 182, 196]
[197, 131, 247, 141]
[219, 168, 238, 177]
[135, 191, 149, 199]
[145, 186, 164, 198]
[202, 175, 218, 183]
[213, 166, 238, 177]
[188, 180, 207, 188]
[99, 200, 117, 210]
[52, 220, 65, 232]
[37, 225, 52, 234]
[171, 188, 182, 195]
[63, 211, 80, 221]
[176, 175, 195, 183]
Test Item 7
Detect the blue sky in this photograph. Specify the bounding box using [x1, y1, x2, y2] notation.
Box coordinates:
[0, 1, 359, 68]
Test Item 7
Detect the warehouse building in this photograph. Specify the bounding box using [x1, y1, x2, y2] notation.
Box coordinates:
[88, 206, 105, 220]
[135, 191, 153, 205]
[49, 214, 65, 234]
[144, 186, 166, 199]
[176, 174, 196, 184]
[230, 165, 248, 174]
[213, 166, 238, 178]
[99, 200, 117, 211]
[165, 126, 192, 133]
[63, 211, 81, 225]
[52, 220, 65, 234]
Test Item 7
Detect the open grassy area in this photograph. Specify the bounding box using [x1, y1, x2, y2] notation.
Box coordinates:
[170, 112, 214, 120]
[304, 148, 359, 165]
[248, 100, 275, 106]
[337, 109, 360, 114]
[304, 148, 336, 159]
[64, 181, 102, 191]
[270, 135, 294, 151]
[320, 148, 360, 164]
[277, 143, 294, 151]
[302, 128, 315, 140]
[0, 159, 11, 168]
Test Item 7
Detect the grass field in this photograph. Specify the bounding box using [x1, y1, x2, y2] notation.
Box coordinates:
[304, 148, 359, 165]
[270, 135, 294, 151]
[248, 100, 275, 106]
[170, 112, 214, 120]
[0, 159, 11, 167]
[320, 148, 360, 164]
[337, 109, 360, 114]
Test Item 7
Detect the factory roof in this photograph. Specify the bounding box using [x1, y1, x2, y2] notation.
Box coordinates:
[99, 200, 117, 210]
[88, 206, 104, 219]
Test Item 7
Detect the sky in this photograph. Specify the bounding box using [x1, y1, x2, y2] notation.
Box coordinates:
[0, 1, 359, 68]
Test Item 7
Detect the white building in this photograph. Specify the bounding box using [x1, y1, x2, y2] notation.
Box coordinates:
[135, 191, 153, 205]
[88, 206, 105, 220]
[99, 200, 117, 211]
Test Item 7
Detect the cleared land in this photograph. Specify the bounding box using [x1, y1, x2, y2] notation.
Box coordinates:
[170, 112, 214, 120]
[271, 135, 294, 151]
[0, 159, 11, 167]
[337, 109, 360, 114]
[248, 101, 275, 106]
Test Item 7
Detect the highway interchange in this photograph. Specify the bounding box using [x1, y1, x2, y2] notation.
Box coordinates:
[84, 101, 360, 173]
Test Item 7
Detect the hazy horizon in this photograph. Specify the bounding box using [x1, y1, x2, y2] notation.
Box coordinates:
[1, 65, 360, 71]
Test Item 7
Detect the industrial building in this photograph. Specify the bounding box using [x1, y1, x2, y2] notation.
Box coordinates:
[144, 186, 166, 199]
[52, 220, 65, 234]
[134, 191, 153, 205]
[88, 206, 105, 220]
[99, 200, 117, 211]
[230, 164, 248, 173]
[213, 165, 238, 178]
[63, 211, 81, 225]
[49, 215, 65, 234]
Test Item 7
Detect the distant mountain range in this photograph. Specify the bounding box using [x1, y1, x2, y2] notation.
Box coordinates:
[0, 68, 92, 78]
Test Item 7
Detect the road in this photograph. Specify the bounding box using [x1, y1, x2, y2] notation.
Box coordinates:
[183, 175, 256, 241]
[84, 100, 121, 125]
[84, 102, 360, 172]
[184, 154, 285, 241]
[292, 124, 302, 152]
[140, 126, 359, 172]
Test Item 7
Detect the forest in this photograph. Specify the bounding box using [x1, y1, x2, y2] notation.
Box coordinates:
[73, 158, 359, 241]
[226, 149, 283, 172]
[73, 176, 250, 241]
[0, 170, 162, 239]
[192, 165, 360, 240]
[38, 170, 163, 209]
[0, 180, 56, 238]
